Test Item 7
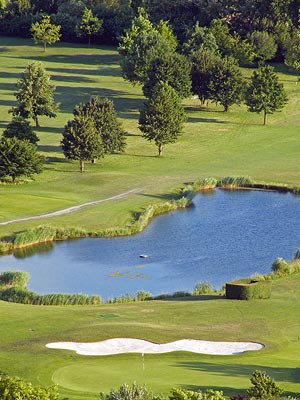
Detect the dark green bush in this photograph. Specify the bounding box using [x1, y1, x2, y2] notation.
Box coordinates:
[226, 279, 272, 300]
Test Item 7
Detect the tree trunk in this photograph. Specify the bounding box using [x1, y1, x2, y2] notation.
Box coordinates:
[158, 144, 163, 156]
[43, 42, 46, 52]
[88, 35, 91, 48]
[263, 110, 267, 125]
[35, 116, 39, 128]
[80, 159, 84, 172]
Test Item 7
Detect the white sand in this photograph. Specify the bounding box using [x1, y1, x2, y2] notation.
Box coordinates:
[46, 338, 264, 356]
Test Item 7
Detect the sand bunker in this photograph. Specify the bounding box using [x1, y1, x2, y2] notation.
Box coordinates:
[46, 338, 264, 356]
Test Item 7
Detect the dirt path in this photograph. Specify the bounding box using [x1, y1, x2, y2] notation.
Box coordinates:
[0, 188, 142, 226]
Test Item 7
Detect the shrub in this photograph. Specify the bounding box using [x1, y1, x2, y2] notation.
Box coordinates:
[0, 271, 29, 288]
[247, 370, 283, 400]
[193, 281, 214, 295]
[194, 177, 217, 191]
[225, 279, 272, 300]
[100, 382, 159, 400]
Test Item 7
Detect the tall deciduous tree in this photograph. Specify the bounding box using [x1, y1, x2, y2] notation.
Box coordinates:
[208, 56, 245, 111]
[10, 62, 59, 127]
[76, 7, 103, 48]
[139, 82, 186, 156]
[3, 116, 39, 144]
[0, 137, 44, 182]
[249, 30, 278, 62]
[245, 64, 288, 124]
[61, 112, 103, 172]
[118, 12, 177, 85]
[31, 15, 61, 51]
[143, 53, 191, 99]
[191, 48, 221, 106]
[74, 97, 126, 155]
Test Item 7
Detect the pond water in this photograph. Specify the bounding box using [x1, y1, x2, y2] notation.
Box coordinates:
[0, 189, 300, 300]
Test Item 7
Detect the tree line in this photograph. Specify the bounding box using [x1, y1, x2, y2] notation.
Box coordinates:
[1, 0, 300, 69]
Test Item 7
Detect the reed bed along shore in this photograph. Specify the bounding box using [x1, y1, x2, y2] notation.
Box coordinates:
[0, 177, 299, 254]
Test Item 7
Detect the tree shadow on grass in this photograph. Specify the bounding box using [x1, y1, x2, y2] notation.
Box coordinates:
[173, 361, 300, 385]
[38, 145, 61, 153]
[187, 116, 227, 124]
[48, 66, 121, 78]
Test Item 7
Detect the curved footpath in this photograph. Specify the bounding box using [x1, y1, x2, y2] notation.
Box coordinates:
[0, 188, 142, 226]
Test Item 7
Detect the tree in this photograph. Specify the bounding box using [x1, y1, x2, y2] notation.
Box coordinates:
[208, 56, 245, 111]
[191, 48, 221, 106]
[0, 375, 58, 400]
[61, 111, 103, 172]
[143, 53, 191, 99]
[182, 22, 218, 55]
[31, 15, 61, 51]
[74, 97, 126, 155]
[249, 31, 278, 62]
[10, 62, 59, 127]
[247, 370, 283, 400]
[245, 64, 288, 124]
[76, 7, 103, 47]
[118, 13, 177, 85]
[0, 137, 44, 182]
[139, 82, 186, 156]
[3, 116, 39, 144]
[285, 29, 300, 70]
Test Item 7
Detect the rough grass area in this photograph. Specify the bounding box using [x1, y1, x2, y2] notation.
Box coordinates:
[0, 274, 300, 399]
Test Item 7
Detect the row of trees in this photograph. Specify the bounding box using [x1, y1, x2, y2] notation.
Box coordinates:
[0, 370, 288, 400]
[1, 0, 300, 68]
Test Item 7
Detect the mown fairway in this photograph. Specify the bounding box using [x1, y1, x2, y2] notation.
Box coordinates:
[0, 37, 300, 399]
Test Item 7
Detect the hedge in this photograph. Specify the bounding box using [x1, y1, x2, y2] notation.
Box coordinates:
[225, 279, 272, 300]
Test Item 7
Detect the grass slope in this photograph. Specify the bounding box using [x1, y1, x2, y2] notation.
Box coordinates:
[0, 275, 300, 399]
[0, 37, 300, 238]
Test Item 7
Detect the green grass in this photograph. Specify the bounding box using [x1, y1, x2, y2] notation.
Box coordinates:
[1, 37, 300, 399]
[0, 37, 300, 239]
[0, 274, 300, 399]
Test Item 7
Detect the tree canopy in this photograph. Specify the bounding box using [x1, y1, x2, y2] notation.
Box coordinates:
[245, 63, 288, 124]
[31, 15, 61, 51]
[3, 116, 39, 144]
[139, 82, 186, 156]
[76, 7, 103, 47]
[0, 137, 44, 182]
[10, 62, 59, 127]
[0, 375, 58, 400]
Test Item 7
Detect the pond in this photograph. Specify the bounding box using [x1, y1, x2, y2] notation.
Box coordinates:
[0, 189, 300, 300]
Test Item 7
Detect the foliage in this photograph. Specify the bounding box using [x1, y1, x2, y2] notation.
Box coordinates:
[0, 137, 44, 182]
[208, 56, 245, 111]
[225, 280, 272, 300]
[76, 7, 103, 47]
[0, 375, 59, 400]
[100, 382, 158, 400]
[3, 116, 39, 144]
[143, 53, 191, 99]
[31, 15, 61, 51]
[191, 48, 221, 106]
[74, 97, 126, 155]
[10, 62, 59, 127]
[118, 13, 177, 85]
[61, 108, 103, 172]
[170, 387, 226, 400]
[193, 177, 217, 190]
[271, 257, 300, 277]
[0, 270, 29, 288]
[193, 281, 214, 295]
[245, 64, 288, 125]
[249, 31, 277, 62]
[284, 29, 300, 70]
[139, 82, 186, 156]
[182, 22, 218, 55]
[247, 370, 283, 400]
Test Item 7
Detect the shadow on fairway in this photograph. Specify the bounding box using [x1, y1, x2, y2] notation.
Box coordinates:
[175, 361, 300, 384]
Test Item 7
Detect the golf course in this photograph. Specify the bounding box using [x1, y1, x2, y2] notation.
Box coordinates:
[0, 36, 300, 399]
